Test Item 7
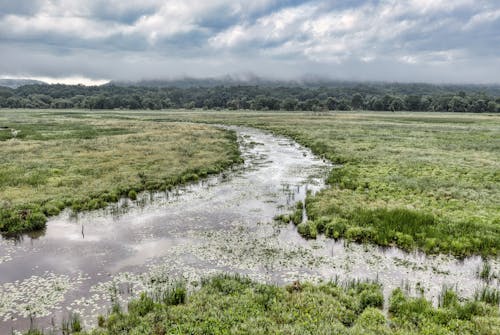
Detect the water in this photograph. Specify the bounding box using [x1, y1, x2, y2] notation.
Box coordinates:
[0, 126, 497, 333]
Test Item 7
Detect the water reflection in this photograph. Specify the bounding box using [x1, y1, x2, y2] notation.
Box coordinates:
[0, 126, 497, 333]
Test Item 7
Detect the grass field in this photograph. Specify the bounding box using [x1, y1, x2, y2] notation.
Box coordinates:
[25, 274, 499, 335]
[0, 110, 242, 234]
[125, 110, 500, 257]
[2, 109, 498, 255]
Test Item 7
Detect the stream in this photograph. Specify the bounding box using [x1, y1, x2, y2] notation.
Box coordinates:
[0, 126, 497, 333]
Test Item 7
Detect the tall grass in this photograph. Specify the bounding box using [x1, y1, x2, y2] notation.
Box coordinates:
[0, 111, 242, 234]
[23, 274, 497, 335]
[475, 287, 500, 305]
[153, 110, 500, 256]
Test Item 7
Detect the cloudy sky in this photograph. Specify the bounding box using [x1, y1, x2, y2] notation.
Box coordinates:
[0, 0, 499, 84]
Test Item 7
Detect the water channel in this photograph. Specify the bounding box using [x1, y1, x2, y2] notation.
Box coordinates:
[0, 126, 496, 333]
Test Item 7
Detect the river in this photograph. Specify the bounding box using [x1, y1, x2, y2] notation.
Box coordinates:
[0, 126, 496, 333]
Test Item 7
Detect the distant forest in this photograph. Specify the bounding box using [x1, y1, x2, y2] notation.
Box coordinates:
[1, 81, 499, 112]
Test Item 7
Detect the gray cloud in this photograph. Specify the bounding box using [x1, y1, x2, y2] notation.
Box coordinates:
[0, 0, 499, 83]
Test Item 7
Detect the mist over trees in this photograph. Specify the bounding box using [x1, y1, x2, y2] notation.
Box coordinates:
[0, 82, 499, 112]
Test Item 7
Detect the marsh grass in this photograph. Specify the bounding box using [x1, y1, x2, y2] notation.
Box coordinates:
[61, 313, 82, 334]
[0, 110, 242, 234]
[144, 110, 500, 257]
[475, 287, 500, 306]
[21, 275, 494, 335]
[478, 261, 494, 283]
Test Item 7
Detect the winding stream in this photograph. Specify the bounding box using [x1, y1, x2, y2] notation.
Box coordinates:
[0, 126, 497, 333]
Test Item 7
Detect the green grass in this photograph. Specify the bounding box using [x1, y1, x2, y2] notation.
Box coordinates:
[25, 275, 495, 335]
[8, 110, 493, 255]
[0, 109, 242, 234]
[133, 110, 499, 257]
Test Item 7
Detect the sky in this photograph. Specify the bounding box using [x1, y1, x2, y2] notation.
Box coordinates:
[0, 0, 499, 85]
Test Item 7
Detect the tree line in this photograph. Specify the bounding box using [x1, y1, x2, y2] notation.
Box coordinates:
[0, 83, 499, 112]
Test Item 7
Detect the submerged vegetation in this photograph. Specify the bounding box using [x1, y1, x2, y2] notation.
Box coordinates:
[140, 110, 500, 257]
[24, 275, 499, 335]
[0, 110, 242, 234]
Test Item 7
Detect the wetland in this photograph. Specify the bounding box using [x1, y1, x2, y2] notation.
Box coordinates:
[0, 110, 498, 334]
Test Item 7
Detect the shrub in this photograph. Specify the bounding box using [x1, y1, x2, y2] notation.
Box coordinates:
[345, 227, 374, 243]
[352, 308, 390, 334]
[297, 222, 317, 239]
[27, 211, 47, 231]
[314, 216, 330, 234]
[359, 289, 384, 310]
[393, 232, 415, 251]
[128, 190, 137, 200]
[42, 203, 61, 216]
[325, 217, 348, 239]
[97, 315, 106, 327]
[290, 201, 304, 225]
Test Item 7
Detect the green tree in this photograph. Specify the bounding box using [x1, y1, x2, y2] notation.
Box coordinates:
[389, 97, 405, 111]
[449, 96, 467, 113]
[351, 93, 364, 109]
[405, 95, 421, 111]
[326, 97, 338, 110]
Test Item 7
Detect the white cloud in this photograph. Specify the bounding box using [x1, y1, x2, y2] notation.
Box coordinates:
[210, 4, 315, 48]
[0, 0, 499, 83]
[0, 74, 109, 86]
[0, 14, 124, 39]
[463, 8, 500, 30]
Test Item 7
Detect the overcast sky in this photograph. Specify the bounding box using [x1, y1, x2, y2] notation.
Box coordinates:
[0, 0, 499, 84]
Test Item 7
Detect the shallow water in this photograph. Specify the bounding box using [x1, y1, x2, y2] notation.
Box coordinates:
[0, 126, 498, 333]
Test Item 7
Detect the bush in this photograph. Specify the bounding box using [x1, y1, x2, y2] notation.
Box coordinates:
[42, 203, 61, 216]
[393, 232, 415, 251]
[359, 289, 384, 310]
[291, 201, 304, 225]
[345, 227, 374, 243]
[27, 211, 47, 231]
[325, 217, 349, 239]
[297, 222, 317, 239]
[128, 189, 137, 200]
[352, 308, 390, 334]
[314, 216, 330, 234]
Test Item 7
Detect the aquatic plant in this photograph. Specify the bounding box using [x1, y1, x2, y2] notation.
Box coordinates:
[474, 287, 500, 305]
[478, 261, 493, 282]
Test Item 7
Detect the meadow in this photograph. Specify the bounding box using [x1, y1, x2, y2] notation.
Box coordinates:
[0, 110, 242, 234]
[127, 110, 500, 257]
